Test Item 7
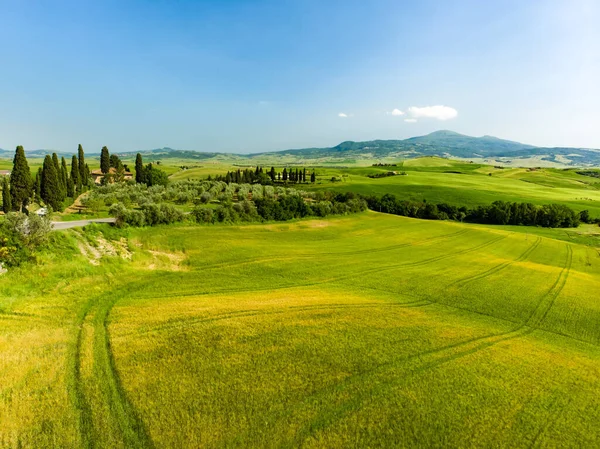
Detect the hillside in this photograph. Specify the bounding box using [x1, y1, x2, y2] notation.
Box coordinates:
[4, 131, 600, 166]
[257, 130, 600, 166]
[126, 131, 600, 167]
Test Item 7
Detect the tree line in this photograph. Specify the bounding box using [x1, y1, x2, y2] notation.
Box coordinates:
[365, 194, 583, 228]
[210, 166, 316, 184]
[1, 145, 94, 213]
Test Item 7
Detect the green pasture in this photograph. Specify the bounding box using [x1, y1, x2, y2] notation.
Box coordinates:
[304, 158, 600, 216]
[1, 212, 599, 447]
[153, 156, 600, 217]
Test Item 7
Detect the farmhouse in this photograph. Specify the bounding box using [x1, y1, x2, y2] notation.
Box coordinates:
[0, 170, 10, 177]
[91, 168, 133, 185]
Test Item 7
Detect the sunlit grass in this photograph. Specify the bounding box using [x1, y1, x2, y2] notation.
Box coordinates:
[1, 212, 599, 447]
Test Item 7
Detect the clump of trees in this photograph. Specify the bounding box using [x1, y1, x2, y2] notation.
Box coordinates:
[98, 178, 367, 227]
[0, 145, 93, 214]
[365, 194, 583, 228]
[133, 153, 168, 187]
[35, 148, 93, 210]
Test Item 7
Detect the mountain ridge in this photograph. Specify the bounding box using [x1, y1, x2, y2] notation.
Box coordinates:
[3, 131, 600, 166]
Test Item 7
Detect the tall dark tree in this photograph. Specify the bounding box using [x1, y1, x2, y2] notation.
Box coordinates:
[84, 164, 91, 185]
[282, 168, 288, 181]
[52, 153, 60, 174]
[109, 153, 121, 169]
[60, 157, 68, 192]
[52, 153, 65, 202]
[9, 146, 33, 212]
[303, 168, 307, 183]
[270, 167, 276, 181]
[78, 144, 86, 182]
[71, 155, 81, 192]
[67, 177, 75, 198]
[135, 153, 144, 183]
[34, 168, 43, 201]
[295, 169, 299, 183]
[311, 170, 316, 183]
[2, 176, 11, 213]
[41, 155, 62, 211]
[100, 146, 110, 174]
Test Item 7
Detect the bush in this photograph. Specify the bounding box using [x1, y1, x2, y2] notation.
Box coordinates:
[0, 212, 52, 266]
[192, 207, 215, 224]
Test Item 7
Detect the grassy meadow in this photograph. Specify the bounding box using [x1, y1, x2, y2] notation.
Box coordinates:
[157, 157, 600, 218]
[1, 212, 600, 447]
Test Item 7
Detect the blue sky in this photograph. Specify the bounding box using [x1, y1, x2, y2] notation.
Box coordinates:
[1, 0, 599, 153]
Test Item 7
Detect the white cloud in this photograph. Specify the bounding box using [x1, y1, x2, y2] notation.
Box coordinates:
[391, 108, 405, 116]
[407, 105, 457, 121]
[338, 113, 348, 118]
[404, 118, 417, 123]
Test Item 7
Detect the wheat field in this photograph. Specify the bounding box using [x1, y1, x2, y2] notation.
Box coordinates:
[1, 212, 599, 447]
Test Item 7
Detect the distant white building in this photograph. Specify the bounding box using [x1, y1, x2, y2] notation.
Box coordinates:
[35, 207, 48, 217]
[0, 170, 10, 177]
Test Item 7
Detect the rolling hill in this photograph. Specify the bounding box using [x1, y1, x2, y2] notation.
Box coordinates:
[132, 131, 600, 166]
[4, 131, 600, 166]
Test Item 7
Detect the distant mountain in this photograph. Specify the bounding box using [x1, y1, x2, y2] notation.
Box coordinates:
[3, 131, 600, 166]
[0, 148, 73, 158]
[255, 131, 600, 166]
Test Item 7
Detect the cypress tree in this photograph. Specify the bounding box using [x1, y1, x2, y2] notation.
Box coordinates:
[100, 146, 110, 174]
[283, 168, 288, 181]
[10, 146, 33, 212]
[303, 167, 307, 182]
[41, 155, 61, 211]
[71, 155, 81, 192]
[311, 170, 316, 183]
[67, 177, 75, 198]
[52, 153, 60, 174]
[78, 144, 86, 182]
[60, 157, 68, 192]
[84, 164, 91, 186]
[2, 176, 11, 213]
[135, 153, 144, 183]
[295, 168, 299, 183]
[52, 153, 65, 202]
[34, 168, 42, 201]
[270, 167, 276, 181]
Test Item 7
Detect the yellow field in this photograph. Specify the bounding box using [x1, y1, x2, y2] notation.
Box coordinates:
[1, 213, 600, 447]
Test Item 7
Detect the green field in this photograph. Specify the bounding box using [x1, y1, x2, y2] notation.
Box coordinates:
[155, 157, 600, 218]
[1, 212, 600, 447]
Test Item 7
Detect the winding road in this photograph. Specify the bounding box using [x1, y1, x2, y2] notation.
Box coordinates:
[52, 218, 116, 230]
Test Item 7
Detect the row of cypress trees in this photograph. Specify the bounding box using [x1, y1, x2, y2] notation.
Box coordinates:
[1, 145, 93, 213]
[213, 166, 317, 184]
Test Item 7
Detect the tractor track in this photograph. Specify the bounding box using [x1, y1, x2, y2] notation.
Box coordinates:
[132, 234, 507, 302]
[285, 246, 575, 443]
[448, 237, 542, 288]
[69, 281, 156, 449]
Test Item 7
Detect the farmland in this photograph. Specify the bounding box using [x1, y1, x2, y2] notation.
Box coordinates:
[165, 157, 600, 217]
[1, 212, 600, 447]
